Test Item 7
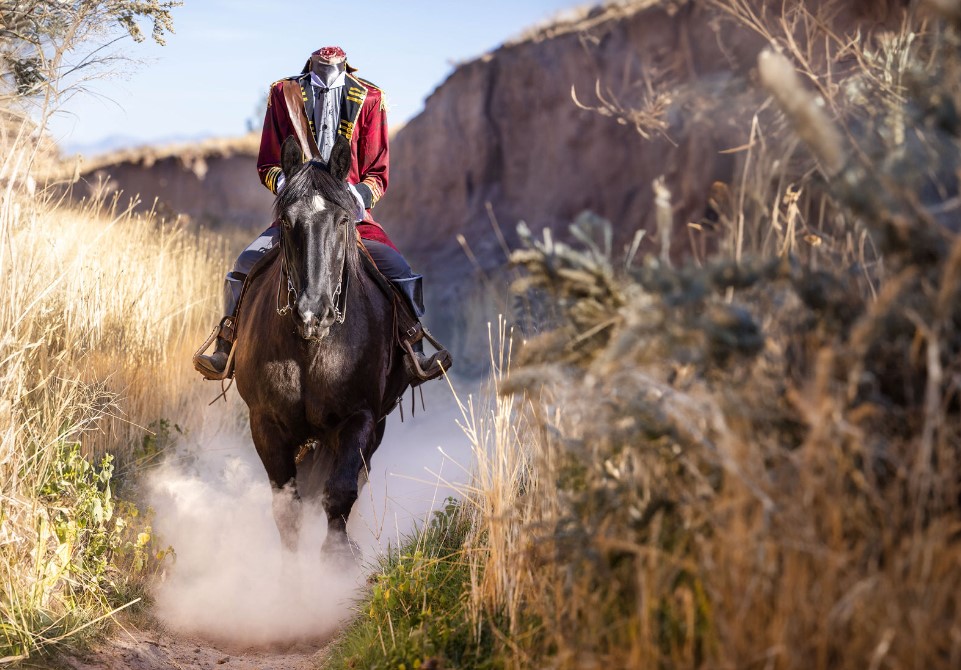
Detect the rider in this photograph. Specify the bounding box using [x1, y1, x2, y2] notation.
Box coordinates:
[193, 46, 450, 381]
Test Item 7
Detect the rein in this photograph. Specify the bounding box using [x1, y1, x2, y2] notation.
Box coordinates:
[276, 221, 352, 327]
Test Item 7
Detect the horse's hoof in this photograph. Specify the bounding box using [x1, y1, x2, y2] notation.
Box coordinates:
[321, 534, 360, 566]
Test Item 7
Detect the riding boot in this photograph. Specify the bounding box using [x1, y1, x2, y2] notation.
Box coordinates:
[193, 272, 244, 380]
[392, 276, 453, 382]
[409, 335, 453, 381]
[192, 316, 236, 380]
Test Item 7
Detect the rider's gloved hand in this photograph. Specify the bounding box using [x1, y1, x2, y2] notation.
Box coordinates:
[347, 182, 367, 222]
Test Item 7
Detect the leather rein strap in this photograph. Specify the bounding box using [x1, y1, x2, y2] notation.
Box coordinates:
[282, 81, 321, 160]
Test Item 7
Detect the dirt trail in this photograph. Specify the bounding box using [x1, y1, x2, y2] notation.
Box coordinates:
[60, 626, 331, 670]
[54, 379, 474, 670]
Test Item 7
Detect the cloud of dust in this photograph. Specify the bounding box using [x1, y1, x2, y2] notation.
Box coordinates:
[146, 380, 473, 647]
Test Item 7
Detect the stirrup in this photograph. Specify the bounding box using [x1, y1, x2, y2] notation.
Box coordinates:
[402, 324, 452, 384]
[192, 316, 237, 381]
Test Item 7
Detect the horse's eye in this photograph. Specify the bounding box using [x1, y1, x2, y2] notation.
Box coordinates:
[281, 216, 292, 228]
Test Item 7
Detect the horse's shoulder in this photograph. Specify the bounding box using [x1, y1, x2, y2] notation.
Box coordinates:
[246, 244, 283, 288]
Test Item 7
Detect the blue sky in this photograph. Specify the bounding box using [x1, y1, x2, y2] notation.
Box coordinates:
[48, 0, 589, 154]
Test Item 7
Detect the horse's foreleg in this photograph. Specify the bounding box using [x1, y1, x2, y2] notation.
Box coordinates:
[271, 485, 303, 554]
[250, 413, 303, 553]
[357, 418, 387, 492]
[321, 410, 375, 557]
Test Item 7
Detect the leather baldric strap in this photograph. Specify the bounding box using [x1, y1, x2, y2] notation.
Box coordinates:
[282, 81, 321, 159]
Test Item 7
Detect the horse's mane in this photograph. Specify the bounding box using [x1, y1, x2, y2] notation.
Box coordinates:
[273, 160, 358, 222]
[272, 160, 367, 286]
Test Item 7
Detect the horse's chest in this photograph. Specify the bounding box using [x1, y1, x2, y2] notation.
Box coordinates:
[240, 358, 302, 404]
[257, 345, 361, 394]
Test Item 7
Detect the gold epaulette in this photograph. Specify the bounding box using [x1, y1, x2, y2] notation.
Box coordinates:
[356, 77, 382, 93]
[354, 77, 385, 111]
[267, 79, 289, 106]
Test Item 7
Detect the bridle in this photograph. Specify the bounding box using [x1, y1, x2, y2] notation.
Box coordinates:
[276, 215, 351, 327]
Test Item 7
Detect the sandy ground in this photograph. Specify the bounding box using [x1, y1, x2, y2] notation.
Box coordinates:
[59, 626, 331, 670]
[52, 375, 483, 670]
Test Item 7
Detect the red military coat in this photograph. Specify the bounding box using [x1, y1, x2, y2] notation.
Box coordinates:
[257, 72, 395, 249]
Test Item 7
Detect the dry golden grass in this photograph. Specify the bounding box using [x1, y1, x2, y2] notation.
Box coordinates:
[4, 186, 230, 456]
[0, 133, 231, 661]
[466, 229, 961, 668]
[452, 319, 536, 639]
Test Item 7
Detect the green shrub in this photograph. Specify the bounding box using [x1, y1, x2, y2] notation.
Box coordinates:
[326, 499, 498, 670]
[1, 439, 163, 662]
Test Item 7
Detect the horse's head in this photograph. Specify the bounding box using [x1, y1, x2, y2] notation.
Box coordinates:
[275, 135, 359, 340]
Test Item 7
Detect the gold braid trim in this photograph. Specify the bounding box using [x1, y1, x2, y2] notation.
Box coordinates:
[362, 177, 383, 206]
[301, 83, 315, 137]
[340, 74, 368, 142]
[266, 166, 283, 194]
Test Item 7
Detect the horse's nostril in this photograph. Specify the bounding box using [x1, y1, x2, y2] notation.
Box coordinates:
[318, 309, 337, 327]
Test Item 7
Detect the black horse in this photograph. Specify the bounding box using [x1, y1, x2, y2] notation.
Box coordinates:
[233, 136, 407, 558]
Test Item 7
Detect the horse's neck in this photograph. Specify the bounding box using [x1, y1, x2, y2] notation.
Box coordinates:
[352, 246, 403, 319]
[346, 251, 376, 309]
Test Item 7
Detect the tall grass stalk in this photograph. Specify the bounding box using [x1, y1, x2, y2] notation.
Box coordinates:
[0, 126, 228, 662]
[452, 318, 537, 643]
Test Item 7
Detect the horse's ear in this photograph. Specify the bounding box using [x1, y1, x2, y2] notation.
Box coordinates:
[328, 135, 351, 182]
[281, 136, 304, 180]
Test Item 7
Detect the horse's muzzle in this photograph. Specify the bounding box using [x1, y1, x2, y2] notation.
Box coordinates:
[296, 304, 337, 341]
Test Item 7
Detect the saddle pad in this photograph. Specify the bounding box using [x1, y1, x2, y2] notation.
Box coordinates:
[246, 244, 282, 284]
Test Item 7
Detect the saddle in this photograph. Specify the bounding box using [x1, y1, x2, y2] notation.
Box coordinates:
[195, 241, 446, 385]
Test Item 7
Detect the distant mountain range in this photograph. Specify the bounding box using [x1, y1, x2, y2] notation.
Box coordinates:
[61, 131, 215, 158]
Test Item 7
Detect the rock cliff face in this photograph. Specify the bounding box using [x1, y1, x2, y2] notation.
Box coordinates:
[67, 3, 765, 301]
[69, 135, 272, 233]
[377, 2, 764, 311]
